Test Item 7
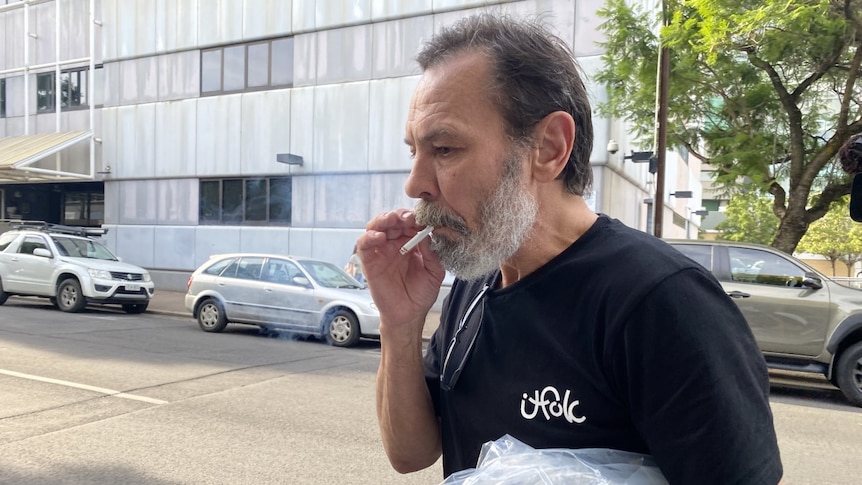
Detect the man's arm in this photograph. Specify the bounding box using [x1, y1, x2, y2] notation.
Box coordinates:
[358, 209, 447, 472]
[376, 314, 442, 472]
[616, 268, 783, 484]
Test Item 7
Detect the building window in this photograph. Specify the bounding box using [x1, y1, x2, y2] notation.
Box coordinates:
[201, 37, 294, 95]
[36, 67, 97, 112]
[63, 192, 104, 227]
[0, 78, 5, 118]
[199, 177, 292, 225]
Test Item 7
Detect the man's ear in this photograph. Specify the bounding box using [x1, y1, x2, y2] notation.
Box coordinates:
[530, 111, 575, 183]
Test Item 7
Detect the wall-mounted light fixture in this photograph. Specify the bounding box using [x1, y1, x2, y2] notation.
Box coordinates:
[93, 137, 103, 143]
[622, 150, 658, 174]
[276, 153, 304, 166]
[28, 32, 38, 39]
[669, 191, 693, 199]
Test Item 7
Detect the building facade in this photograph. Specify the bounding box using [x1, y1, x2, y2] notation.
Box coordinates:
[0, 0, 702, 290]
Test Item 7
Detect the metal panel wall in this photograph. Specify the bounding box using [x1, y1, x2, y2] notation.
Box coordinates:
[197, 0, 244, 48]
[312, 81, 370, 172]
[291, 175, 315, 228]
[243, 0, 293, 40]
[315, 0, 372, 30]
[372, 0, 434, 20]
[155, 99, 197, 177]
[156, 0, 199, 52]
[239, 226, 291, 255]
[239, 89, 293, 176]
[115, 224, 156, 267]
[313, 173, 371, 228]
[289, 86, 315, 173]
[316, 24, 372, 85]
[368, 76, 420, 172]
[156, 179, 198, 225]
[293, 32, 317, 87]
[116, 104, 156, 179]
[118, 179, 158, 224]
[157, 51, 200, 102]
[194, 225, 242, 267]
[153, 225, 197, 270]
[195, 94, 242, 176]
[372, 16, 431, 78]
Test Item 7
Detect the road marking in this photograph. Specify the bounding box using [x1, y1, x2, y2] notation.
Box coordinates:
[0, 368, 168, 405]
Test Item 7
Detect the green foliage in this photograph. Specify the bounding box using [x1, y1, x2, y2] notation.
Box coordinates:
[715, 191, 779, 244]
[596, 0, 862, 253]
[797, 197, 862, 276]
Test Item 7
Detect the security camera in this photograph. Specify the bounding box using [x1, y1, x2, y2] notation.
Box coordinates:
[607, 139, 619, 155]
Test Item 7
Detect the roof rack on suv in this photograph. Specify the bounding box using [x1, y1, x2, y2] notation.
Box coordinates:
[9, 220, 108, 237]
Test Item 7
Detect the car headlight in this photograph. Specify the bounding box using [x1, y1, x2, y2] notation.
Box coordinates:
[88, 269, 112, 280]
[142, 272, 151, 282]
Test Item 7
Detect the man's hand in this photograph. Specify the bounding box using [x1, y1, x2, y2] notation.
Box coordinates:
[358, 209, 446, 327]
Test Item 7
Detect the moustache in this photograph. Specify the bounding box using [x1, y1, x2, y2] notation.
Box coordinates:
[413, 201, 469, 236]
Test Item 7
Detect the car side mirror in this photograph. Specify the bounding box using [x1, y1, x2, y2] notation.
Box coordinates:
[292, 276, 312, 288]
[33, 248, 52, 258]
[802, 273, 823, 290]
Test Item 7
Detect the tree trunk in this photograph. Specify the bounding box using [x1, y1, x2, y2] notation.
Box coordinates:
[771, 205, 810, 254]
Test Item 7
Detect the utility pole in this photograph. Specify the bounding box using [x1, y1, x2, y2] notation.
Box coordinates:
[653, 0, 670, 238]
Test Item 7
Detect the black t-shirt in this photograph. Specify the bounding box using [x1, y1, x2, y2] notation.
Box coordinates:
[424, 216, 783, 483]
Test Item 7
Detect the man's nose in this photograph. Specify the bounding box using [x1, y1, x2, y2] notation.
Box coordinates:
[405, 153, 437, 200]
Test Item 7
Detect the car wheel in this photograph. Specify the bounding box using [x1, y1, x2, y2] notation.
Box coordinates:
[122, 303, 149, 314]
[56, 279, 86, 313]
[835, 342, 862, 407]
[0, 278, 8, 305]
[325, 310, 360, 348]
[197, 298, 228, 333]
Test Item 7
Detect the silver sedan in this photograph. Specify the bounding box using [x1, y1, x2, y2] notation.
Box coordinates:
[184, 253, 379, 347]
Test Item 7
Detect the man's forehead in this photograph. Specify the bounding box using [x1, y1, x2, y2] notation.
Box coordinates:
[405, 56, 498, 143]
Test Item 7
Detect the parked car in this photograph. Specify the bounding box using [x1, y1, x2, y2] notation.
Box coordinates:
[667, 239, 862, 407]
[184, 253, 380, 347]
[0, 222, 154, 313]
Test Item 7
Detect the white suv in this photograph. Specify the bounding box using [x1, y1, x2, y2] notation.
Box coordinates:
[0, 222, 154, 313]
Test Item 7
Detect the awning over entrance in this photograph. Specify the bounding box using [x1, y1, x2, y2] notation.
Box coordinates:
[0, 131, 94, 182]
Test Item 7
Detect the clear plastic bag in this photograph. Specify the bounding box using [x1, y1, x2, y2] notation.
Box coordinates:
[440, 435, 668, 485]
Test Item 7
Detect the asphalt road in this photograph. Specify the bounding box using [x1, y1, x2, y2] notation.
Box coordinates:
[1, 297, 860, 484]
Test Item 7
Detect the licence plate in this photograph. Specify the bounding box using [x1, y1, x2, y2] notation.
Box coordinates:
[125, 284, 141, 291]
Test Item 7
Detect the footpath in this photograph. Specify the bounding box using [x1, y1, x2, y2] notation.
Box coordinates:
[148, 290, 442, 342]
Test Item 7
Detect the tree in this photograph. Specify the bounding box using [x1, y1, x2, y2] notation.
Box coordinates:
[797, 197, 862, 275]
[715, 190, 779, 244]
[596, 0, 862, 254]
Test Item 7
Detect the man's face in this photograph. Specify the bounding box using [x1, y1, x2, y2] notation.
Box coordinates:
[414, 148, 538, 280]
[404, 51, 539, 280]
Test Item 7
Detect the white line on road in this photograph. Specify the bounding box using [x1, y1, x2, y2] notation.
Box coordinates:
[0, 368, 168, 405]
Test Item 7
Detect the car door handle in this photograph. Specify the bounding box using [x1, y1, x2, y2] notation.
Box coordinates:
[727, 291, 751, 299]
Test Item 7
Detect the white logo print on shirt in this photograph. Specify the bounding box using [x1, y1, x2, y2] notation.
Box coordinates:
[520, 386, 586, 424]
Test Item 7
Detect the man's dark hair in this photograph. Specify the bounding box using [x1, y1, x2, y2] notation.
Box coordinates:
[838, 133, 862, 175]
[416, 14, 594, 196]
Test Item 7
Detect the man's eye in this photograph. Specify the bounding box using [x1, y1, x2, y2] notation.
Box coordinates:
[435, 147, 453, 156]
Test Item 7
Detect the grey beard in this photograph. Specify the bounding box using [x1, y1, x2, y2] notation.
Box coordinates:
[414, 154, 538, 281]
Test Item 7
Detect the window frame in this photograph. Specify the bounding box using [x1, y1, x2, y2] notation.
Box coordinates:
[0, 77, 6, 118]
[200, 37, 294, 96]
[36, 66, 98, 112]
[198, 176, 292, 226]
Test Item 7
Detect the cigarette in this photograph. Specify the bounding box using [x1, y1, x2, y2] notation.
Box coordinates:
[399, 226, 434, 255]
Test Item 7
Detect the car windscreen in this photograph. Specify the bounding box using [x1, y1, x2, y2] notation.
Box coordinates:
[298, 260, 363, 289]
[52, 236, 118, 261]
